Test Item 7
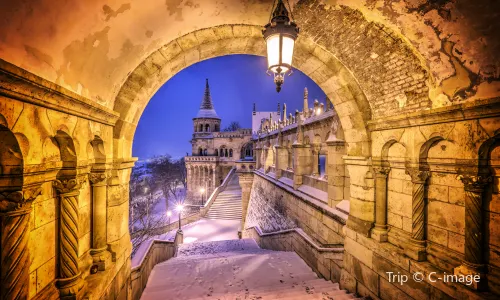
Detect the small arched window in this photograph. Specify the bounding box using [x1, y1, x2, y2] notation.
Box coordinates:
[215, 149, 219, 156]
[220, 148, 224, 157]
[199, 124, 203, 132]
[198, 148, 203, 156]
[205, 124, 210, 132]
[204, 149, 208, 156]
[225, 149, 228, 157]
[229, 149, 233, 157]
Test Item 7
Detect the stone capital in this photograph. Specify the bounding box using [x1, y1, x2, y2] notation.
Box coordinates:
[0, 186, 43, 213]
[53, 177, 83, 194]
[405, 168, 430, 183]
[457, 174, 492, 192]
[373, 166, 390, 178]
[89, 172, 109, 185]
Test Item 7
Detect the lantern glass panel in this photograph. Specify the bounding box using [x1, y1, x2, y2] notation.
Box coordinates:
[266, 34, 280, 71]
[281, 36, 295, 68]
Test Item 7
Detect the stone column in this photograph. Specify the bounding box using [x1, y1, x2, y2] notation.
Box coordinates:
[255, 147, 262, 169]
[454, 174, 491, 290]
[263, 146, 273, 172]
[186, 166, 192, 199]
[275, 146, 288, 178]
[212, 165, 216, 190]
[0, 186, 42, 300]
[403, 168, 430, 261]
[237, 172, 254, 232]
[292, 144, 311, 189]
[53, 178, 86, 299]
[371, 166, 391, 242]
[89, 172, 111, 271]
[326, 140, 345, 207]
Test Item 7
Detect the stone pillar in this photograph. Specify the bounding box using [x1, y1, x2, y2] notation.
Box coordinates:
[53, 178, 86, 299]
[327, 140, 345, 207]
[89, 172, 112, 271]
[0, 186, 42, 300]
[371, 166, 390, 242]
[292, 144, 311, 189]
[275, 146, 288, 178]
[186, 166, 192, 199]
[255, 147, 262, 169]
[404, 168, 430, 261]
[263, 146, 273, 172]
[212, 165, 216, 190]
[237, 172, 254, 231]
[454, 174, 491, 290]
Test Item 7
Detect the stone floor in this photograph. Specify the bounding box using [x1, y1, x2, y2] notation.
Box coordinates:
[141, 239, 359, 300]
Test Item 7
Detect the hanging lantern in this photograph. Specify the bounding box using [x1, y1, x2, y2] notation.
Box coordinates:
[263, 0, 299, 93]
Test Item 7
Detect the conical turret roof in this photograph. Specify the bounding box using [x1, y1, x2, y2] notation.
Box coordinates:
[196, 79, 220, 119]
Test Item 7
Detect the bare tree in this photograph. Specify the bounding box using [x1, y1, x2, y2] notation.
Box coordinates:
[223, 121, 242, 132]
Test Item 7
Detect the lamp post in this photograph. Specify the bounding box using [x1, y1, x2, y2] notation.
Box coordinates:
[263, 0, 299, 92]
[176, 204, 184, 233]
[200, 187, 206, 206]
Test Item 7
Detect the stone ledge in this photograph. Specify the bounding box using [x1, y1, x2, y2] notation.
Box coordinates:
[254, 170, 348, 225]
[367, 97, 500, 131]
[0, 59, 119, 126]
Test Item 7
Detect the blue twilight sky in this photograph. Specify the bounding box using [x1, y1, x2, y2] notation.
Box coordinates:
[132, 55, 326, 160]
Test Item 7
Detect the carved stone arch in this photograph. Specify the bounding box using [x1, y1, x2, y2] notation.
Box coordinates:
[0, 122, 24, 191]
[112, 25, 373, 160]
[90, 135, 106, 164]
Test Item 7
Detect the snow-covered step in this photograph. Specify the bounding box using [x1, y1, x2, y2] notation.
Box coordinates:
[142, 239, 362, 300]
[205, 177, 242, 220]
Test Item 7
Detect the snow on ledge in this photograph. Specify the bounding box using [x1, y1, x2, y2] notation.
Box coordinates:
[249, 225, 344, 253]
[255, 170, 348, 224]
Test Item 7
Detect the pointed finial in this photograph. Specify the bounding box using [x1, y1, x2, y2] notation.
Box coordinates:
[303, 87, 309, 115]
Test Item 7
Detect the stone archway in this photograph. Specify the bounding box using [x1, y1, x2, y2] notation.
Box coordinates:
[112, 24, 372, 160]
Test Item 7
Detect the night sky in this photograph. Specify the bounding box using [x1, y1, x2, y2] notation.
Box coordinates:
[132, 55, 326, 160]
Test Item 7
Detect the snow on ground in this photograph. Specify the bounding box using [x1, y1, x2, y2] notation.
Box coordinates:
[151, 218, 240, 244]
[141, 239, 322, 300]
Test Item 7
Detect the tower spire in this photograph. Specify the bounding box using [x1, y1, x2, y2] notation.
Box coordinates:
[195, 78, 219, 119]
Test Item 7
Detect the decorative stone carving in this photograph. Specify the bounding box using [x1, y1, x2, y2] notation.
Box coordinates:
[454, 174, 492, 284]
[404, 168, 430, 261]
[54, 178, 86, 298]
[0, 187, 42, 212]
[88, 172, 108, 185]
[0, 186, 42, 300]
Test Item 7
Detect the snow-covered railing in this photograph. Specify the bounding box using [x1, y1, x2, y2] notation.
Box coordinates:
[130, 239, 176, 300]
[200, 167, 236, 216]
[245, 225, 344, 282]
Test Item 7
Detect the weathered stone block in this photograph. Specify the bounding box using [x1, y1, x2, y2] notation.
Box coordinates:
[428, 201, 464, 234]
[427, 225, 448, 247]
[379, 277, 412, 300]
[428, 185, 449, 202]
[345, 237, 373, 268]
[34, 198, 58, 229]
[29, 221, 56, 272]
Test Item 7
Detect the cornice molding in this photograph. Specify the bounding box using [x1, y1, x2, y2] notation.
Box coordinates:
[368, 98, 500, 131]
[0, 59, 119, 126]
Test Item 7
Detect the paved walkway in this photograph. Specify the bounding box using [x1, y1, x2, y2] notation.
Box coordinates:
[154, 218, 240, 244]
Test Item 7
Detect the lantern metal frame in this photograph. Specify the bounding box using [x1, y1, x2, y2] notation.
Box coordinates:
[262, 0, 299, 92]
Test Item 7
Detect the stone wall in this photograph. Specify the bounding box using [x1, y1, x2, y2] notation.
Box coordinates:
[0, 60, 131, 300]
[245, 226, 344, 283]
[245, 174, 346, 246]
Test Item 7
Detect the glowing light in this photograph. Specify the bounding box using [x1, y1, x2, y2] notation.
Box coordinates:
[176, 204, 184, 212]
[166, 211, 172, 217]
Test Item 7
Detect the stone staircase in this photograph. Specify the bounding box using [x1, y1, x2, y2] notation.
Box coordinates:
[206, 175, 242, 220]
[141, 239, 362, 300]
